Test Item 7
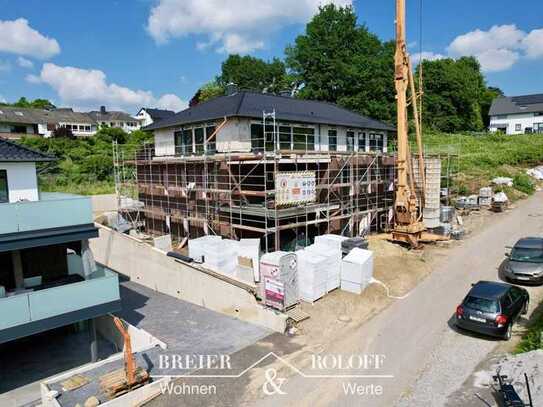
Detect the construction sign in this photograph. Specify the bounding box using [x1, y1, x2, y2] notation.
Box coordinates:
[275, 171, 316, 206]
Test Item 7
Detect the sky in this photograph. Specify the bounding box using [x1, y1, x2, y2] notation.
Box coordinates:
[0, 0, 541, 114]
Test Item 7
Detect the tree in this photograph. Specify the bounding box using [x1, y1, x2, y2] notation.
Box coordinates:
[481, 86, 504, 127]
[190, 80, 225, 106]
[418, 57, 490, 132]
[2, 97, 56, 109]
[218, 55, 292, 93]
[285, 4, 395, 122]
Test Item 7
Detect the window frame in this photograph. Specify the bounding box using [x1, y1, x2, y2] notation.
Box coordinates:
[346, 130, 355, 152]
[515, 123, 522, 132]
[328, 129, 337, 151]
[0, 169, 8, 203]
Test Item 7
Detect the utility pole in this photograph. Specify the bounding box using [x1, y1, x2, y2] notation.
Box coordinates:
[392, 0, 425, 248]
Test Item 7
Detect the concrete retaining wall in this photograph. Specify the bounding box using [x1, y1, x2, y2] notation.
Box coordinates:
[90, 194, 117, 215]
[90, 224, 287, 333]
[95, 315, 167, 353]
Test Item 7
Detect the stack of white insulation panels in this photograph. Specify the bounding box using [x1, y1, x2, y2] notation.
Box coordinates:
[340, 248, 373, 294]
[313, 234, 348, 290]
[296, 249, 328, 302]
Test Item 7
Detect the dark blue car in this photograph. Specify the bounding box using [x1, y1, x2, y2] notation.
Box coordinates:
[455, 281, 529, 340]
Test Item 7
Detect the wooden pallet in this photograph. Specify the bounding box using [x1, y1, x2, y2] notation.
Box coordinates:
[99, 367, 150, 400]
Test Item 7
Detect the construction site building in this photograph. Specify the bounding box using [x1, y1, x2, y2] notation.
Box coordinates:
[131, 90, 397, 252]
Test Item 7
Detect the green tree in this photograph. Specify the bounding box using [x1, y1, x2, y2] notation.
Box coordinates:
[218, 54, 292, 93]
[189, 80, 225, 106]
[418, 57, 489, 132]
[481, 86, 504, 127]
[285, 4, 395, 122]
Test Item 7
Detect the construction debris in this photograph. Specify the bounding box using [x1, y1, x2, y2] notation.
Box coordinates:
[61, 374, 90, 391]
[492, 177, 513, 186]
[527, 166, 543, 180]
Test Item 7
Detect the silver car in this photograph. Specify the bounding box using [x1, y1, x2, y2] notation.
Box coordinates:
[504, 237, 543, 284]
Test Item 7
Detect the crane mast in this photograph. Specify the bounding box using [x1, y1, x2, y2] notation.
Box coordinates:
[392, 0, 425, 247]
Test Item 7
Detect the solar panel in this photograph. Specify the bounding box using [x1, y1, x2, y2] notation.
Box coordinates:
[511, 94, 543, 105]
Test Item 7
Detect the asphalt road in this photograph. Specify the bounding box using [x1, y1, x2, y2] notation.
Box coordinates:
[246, 191, 543, 407]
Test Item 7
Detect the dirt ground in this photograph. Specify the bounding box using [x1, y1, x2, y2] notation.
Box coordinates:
[293, 205, 501, 346]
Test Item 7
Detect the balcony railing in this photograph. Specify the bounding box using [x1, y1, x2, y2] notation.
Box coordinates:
[0, 192, 93, 235]
[0, 266, 120, 331]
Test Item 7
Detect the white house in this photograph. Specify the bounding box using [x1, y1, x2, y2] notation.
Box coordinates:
[135, 107, 175, 127]
[88, 106, 142, 133]
[145, 91, 394, 157]
[489, 93, 543, 135]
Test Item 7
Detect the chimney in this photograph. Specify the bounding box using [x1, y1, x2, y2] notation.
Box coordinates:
[100, 106, 106, 114]
[225, 83, 238, 96]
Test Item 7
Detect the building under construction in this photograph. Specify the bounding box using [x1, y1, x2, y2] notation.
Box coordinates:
[125, 90, 397, 252]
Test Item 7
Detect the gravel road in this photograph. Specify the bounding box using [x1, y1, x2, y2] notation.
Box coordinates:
[246, 191, 543, 407]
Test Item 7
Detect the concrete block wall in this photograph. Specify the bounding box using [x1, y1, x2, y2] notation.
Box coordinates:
[90, 224, 287, 333]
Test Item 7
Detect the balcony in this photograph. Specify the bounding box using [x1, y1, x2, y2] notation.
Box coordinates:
[0, 192, 93, 235]
[0, 266, 120, 342]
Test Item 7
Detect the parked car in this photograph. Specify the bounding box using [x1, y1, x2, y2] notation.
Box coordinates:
[455, 281, 529, 340]
[503, 237, 543, 284]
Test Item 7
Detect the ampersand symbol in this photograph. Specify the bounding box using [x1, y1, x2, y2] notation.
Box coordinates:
[262, 368, 287, 395]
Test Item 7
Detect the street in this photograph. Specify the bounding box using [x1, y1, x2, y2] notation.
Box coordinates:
[237, 191, 543, 406]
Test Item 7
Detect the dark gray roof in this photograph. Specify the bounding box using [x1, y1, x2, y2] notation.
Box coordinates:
[88, 110, 136, 122]
[0, 106, 96, 125]
[144, 108, 175, 122]
[489, 93, 543, 116]
[0, 137, 56, 162]
[144, 91, 395, 132]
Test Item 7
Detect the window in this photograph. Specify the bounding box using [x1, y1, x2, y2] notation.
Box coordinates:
[0, 170, 8, 203]
[85, 126, 91, 132]
[535, 123, 543, 134]
[206, 126, 216, 154]
[328, 129, 337, 151]
[293, 127, 314, 151]
[194, 127, 204, 154]
[358, 132, 366, 151]
[510, 287, 523, 303]
[279, 126, 291, 150]
[346, 131, 355, 152]
[515, 123, 522, 132]
[174, 128, 193, 155]
[251, 124, 264, 152]
[13, 125, 26, 134]
[265, 124, 275, 151]
[369, 133, 384, 152]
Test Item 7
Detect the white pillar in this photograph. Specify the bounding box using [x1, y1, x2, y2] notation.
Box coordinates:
[81, 240, 97, 279]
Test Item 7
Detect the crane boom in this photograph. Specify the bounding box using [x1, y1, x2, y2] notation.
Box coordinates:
[392, 0, 425, 247]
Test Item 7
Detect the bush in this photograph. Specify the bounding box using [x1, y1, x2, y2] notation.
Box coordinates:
[513, 173, 535, 195]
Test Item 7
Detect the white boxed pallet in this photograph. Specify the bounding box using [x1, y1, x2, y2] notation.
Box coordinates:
[341, 280, 363, 295]
[340, 248, 373, 293]
[314, 234, 348, 251]
[296, 250, 328, 302]
[188, 235, 222, 262]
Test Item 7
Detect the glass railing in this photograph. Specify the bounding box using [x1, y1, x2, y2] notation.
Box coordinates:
[0, 267, 119, 331]
[0, 192, 93, 234]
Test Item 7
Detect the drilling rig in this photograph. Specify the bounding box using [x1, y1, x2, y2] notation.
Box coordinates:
[391, 0, 426, 248]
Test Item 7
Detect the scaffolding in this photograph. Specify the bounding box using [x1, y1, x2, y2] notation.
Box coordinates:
[113, 115, 400, 253]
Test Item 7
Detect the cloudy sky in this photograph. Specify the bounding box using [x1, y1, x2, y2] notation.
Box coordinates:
[0, 0, 541, 113]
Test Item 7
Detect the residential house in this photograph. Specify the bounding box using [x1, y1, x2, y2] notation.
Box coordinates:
[489, 93, 543, 134]
[137, 90, 396, 251]
[89, 106, 142, 133]
[0, 138, 121, 360]
[135, 107, 175, 127]
[0, 106, 98, 139]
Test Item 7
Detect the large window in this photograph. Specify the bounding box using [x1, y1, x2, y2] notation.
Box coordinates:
[279, 126, 291, 150]
[293, 127, 315, 151]
[328, 129, 337, 151]
[368, 133, 384, 152]
[534, 123, 543, 134]
[251, 124, 264, 152]
[206, 126, 216, 153]
[175, 128, 193, 155]
[346, 131, 355, 152]
[358, 132, 366, 151]
[194, 127, 205, 154]
[0, 170, 8, 203]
